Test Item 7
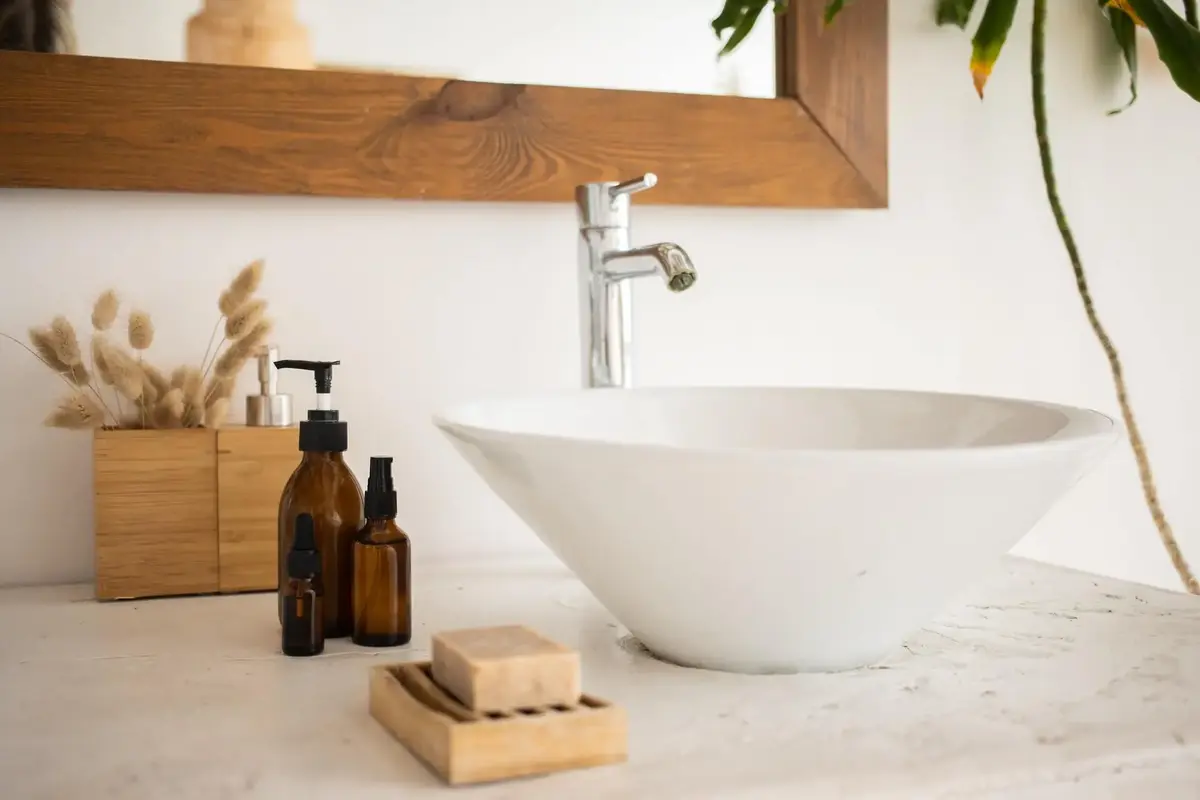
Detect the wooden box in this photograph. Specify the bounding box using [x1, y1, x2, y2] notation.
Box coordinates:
[93, 425, 298, 600]
[369, 662, 627, 786]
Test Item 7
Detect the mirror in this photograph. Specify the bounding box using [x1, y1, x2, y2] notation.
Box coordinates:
[0, 0, 887, 209]
[27, 0, 776, 98]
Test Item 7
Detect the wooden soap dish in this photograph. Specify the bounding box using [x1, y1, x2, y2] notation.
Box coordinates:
[369, 661, 627, 786]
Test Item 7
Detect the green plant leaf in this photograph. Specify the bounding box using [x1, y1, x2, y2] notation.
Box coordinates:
[713, 0, 789, 57]
[936, 0, 978, 29]
[1125, 0, 1200, 102]
[713, 0, 747, 37]
[1099, 0, 1139, 114]
[824, 0, 851, 24]
[970, 0, 1021, 98]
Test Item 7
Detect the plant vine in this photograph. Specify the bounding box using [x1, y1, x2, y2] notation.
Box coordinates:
[714, 0, 1200, 593]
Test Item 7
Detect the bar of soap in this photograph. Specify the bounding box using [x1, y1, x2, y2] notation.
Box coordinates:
[431, 625, 581, 712]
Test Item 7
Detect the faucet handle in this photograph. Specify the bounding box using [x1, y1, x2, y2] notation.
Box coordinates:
[609, 173, 657, 200]
[576, 172, 658, 229]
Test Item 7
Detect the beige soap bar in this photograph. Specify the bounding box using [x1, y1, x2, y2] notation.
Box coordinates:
[431, 625, 581, 712]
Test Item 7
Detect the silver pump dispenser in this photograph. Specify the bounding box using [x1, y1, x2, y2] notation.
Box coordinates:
[246, 344, 294, 427]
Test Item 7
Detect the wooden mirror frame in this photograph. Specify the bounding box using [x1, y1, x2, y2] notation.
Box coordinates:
[0, 0, 886, 209]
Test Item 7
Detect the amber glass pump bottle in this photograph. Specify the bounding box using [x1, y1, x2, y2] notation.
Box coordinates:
[352, 456, 411, 648]
[275, 359, 363, 638]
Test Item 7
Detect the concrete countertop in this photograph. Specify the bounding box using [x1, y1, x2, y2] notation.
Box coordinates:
[1, 556, 1198, 798]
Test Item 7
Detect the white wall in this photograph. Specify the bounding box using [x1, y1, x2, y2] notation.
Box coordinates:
[2, 1, 1198, 591]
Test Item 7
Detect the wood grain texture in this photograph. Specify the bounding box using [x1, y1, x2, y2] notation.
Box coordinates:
[370, 662, 627, 786]
[215, 426, 297, 593]
[783, 0, 889, 204]
[0, 10, 887, 209]
[93, 429, 218, 600]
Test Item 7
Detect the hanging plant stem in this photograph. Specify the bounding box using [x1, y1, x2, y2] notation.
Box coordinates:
[1031, 0, 1198, 594]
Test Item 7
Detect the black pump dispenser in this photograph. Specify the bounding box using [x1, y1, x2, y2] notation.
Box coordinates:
[274, 359, 347, 452]
[287, 513, 322, 579]
[365, 456, 398, 520]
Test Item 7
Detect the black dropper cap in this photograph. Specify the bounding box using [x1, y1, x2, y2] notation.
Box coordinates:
[274, 359, 348, 452]
[364, 456, 397, 520]
[287, 513, 322, 579]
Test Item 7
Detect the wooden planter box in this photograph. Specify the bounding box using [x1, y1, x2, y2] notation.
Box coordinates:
[93, 426, 298, 600]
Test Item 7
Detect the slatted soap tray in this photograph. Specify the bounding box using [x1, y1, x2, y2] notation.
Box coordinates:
[369, 661, 628, 786]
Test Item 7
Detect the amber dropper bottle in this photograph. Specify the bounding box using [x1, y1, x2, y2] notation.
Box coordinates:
[282, 513, 324, 657]
[352, 457, 411, 648]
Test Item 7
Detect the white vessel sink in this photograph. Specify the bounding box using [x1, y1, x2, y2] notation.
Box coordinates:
[433, 387, 1118, 674]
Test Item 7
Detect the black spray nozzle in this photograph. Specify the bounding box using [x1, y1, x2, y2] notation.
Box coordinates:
[369, 456, 394, 494]
[275, 360, 339, 394]
[365, 456, 397, 520]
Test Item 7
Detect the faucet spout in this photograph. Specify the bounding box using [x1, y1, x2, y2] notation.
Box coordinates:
[603, 243, 697, 293]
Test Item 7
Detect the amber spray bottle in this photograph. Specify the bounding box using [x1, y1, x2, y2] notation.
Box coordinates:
[275, 359, 364, 638]
[352, 456, 411, 648]
[282, 513, 324, 657]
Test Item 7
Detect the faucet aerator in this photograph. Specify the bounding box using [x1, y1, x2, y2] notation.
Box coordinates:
[668, 272, 695, 293]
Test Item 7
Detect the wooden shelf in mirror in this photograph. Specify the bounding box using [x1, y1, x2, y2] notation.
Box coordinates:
[0, 0, 886, 209]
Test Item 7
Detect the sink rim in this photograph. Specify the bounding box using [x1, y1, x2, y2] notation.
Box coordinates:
[432, 384, 1119, 459]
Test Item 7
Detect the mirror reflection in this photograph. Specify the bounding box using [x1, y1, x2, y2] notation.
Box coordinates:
[1, 0, 776, 98]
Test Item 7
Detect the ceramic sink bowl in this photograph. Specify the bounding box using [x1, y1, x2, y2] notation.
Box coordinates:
[433, 387, 1118, 674]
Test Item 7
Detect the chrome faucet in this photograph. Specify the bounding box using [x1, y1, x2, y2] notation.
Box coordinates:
[576, 173, 697, 389]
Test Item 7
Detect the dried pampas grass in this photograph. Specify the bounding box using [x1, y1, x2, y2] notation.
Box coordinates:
[10, 260, 275, 431]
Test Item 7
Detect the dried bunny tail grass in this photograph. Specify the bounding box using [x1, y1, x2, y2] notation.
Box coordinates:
[141, 362, 170, 396]
[49, 316, 83, 367]
[218, 259, 265, 316]
[66, 362, 91, 387]
[205, 397, 231, 429]
[45, 391, 106, 430]
[119, 413, 149, 430]
[29, 327, 90, 386]
[91, 336, 113, 385]
[170, 365, 189, 390]
[175, 367, 206, 427]
[217, 290, 240, 318]
[224, 299, 266, 340]
[156, 388, 185, 428]
[140, 371, 161, 407]
[128, 310, 154, 350]
[181, 388, 206, 427]
[92, 336, 143, 401]
[180, 366, 204, 398]
[28, 328, 68, 371]
[205, 374, 235, 404]
[213, 319, 272, 380]
[91, 290, 119, 331]
[230, 258, 265, 298]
